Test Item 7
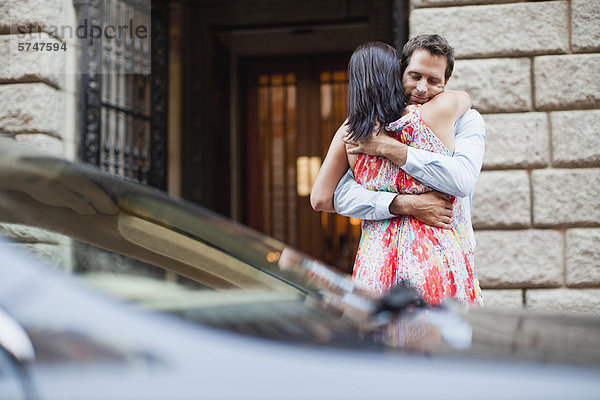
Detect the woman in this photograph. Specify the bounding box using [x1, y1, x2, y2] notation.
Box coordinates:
[311, 42, 482, 306]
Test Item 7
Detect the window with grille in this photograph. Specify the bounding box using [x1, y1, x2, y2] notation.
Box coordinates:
[75, 0, 167, 189]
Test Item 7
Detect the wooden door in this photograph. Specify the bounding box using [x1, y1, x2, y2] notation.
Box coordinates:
[244, 56, 361, 273]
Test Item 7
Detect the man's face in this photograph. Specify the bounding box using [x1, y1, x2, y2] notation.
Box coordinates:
[402, 49, 448, 104]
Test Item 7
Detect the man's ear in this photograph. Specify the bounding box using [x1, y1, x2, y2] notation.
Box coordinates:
[444, 76, 450, 87]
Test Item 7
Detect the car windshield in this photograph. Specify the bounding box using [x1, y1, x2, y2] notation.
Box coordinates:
[0, 140, 378, 345]
[0, 142, 345, 294]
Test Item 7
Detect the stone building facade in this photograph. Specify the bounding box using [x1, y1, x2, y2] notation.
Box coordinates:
[0, 0, 80, 269]
[1, 0, 79, 158]
[1, 0, 599, 314]
[410, 0, 600, 314]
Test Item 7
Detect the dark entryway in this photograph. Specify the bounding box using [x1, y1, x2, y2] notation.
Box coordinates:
[180, 0, 404, 272]
[243, 56, 362, 271]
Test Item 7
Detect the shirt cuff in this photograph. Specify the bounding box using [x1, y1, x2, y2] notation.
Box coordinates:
[373, 191, 397, 219]
[401, 146, 419, 177]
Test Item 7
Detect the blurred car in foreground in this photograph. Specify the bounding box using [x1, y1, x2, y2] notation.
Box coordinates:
[0, 138, 599, 400]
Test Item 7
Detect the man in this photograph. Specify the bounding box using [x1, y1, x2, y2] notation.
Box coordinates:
[310, 34, 485, 249]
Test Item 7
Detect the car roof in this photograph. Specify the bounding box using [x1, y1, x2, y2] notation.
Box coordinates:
[0, 138, 352, 295]
[2, 138, 600, 371]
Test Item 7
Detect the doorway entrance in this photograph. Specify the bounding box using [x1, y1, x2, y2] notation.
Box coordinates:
[177, 0, 402, 273]
[243, 56, 360, 272]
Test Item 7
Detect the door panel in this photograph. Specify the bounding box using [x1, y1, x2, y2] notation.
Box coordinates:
[244, 57, 360, 273]
[257, 73, 297, 244]
[318, 70, 362, 271]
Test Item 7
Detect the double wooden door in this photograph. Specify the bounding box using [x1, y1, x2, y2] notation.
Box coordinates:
[244, 56, 361, 273]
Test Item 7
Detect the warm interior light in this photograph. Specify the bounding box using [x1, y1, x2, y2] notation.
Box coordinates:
[296, 156, 310, 196]
[297, 156, 321, 196]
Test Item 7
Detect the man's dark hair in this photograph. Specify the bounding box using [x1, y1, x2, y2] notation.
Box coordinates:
[401, 34, 454, 82]
[346, 41, 406, 141]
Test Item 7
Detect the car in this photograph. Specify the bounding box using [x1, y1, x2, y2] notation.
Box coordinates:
[0, 137, 599, 400]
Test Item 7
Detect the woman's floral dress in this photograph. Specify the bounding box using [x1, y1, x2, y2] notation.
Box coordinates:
[352, 104, 483, 306]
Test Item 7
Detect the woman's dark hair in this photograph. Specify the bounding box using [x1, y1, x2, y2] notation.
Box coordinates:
[346, 41, 406, 141]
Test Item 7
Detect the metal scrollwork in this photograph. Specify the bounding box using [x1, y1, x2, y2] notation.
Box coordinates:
[77, 0, 167, 190]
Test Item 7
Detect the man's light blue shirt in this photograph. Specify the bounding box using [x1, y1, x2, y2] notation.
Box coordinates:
[333, 108, 486, 248]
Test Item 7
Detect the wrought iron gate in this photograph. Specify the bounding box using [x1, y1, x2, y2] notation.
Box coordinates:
[75, 0, 167, 190]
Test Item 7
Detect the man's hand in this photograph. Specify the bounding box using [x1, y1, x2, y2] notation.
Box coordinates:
[390, 191, 454, 228]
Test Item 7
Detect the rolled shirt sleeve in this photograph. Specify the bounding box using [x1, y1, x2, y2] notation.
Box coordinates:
[333, 109, 486, 228]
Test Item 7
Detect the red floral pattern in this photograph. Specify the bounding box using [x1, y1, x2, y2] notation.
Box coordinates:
[352, 105, 483, 306]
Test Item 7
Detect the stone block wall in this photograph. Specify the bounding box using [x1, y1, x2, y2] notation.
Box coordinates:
[410, 0, 600, 315]
[0, 0, 79, 157]
[0, 0, 79, 269]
